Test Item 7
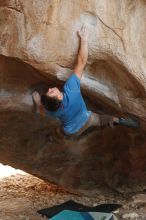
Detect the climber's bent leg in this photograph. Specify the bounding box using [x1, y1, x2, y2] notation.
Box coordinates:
[62, 113, 114, 138]
[97, 114, 140, 129]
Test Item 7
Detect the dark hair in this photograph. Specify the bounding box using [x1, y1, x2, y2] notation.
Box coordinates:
[41, 94, 61, 112]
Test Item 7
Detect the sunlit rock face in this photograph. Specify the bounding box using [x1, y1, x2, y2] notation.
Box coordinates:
[0, 0, 146, 195]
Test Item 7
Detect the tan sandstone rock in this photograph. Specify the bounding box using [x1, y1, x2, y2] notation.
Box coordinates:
[0, 0, 146, 194]
[0, 0, 146, 118]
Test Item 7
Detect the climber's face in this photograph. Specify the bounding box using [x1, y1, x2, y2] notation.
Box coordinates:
[46, 87, 63, 101]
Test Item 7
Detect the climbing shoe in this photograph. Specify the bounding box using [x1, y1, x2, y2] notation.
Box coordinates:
[118, 117, 140, 128]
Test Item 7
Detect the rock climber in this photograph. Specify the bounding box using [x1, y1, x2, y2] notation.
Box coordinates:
[32, 25, 139, 138]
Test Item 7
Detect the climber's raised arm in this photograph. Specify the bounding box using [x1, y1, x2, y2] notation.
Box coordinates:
[74, 25, 88, 79]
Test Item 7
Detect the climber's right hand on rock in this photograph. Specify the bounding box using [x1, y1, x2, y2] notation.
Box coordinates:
[78, 24, 88, 41]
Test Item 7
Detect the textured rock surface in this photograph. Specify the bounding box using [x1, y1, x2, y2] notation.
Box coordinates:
[0, 0, 146, 195]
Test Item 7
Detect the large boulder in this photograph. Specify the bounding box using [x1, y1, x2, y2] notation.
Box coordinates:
[0, 0, 146, 195]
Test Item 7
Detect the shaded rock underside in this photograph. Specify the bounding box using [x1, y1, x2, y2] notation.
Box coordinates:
[0, 55, 146, 195]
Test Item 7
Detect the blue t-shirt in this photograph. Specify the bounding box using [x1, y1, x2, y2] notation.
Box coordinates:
[48, 74, 91, 134]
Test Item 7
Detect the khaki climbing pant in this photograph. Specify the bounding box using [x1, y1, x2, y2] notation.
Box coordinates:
[62, 113, 113, 137]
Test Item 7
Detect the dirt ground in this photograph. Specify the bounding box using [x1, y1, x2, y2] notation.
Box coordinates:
[0, 174, 146, 220]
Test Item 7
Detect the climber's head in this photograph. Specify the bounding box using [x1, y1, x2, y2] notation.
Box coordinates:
[41, 87, 63, 112]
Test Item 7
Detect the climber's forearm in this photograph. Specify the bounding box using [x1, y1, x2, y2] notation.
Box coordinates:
[74, 38, 88, 79]
[38, 105, 46, 117]
[74, 25, 88, 79]
[77, 38, 88, 67]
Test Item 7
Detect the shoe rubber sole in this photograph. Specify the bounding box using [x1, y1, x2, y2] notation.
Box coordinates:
[118, 117, 140, 128]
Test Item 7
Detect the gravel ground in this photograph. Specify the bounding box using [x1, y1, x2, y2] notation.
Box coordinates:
[0, 174, 146, 220]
